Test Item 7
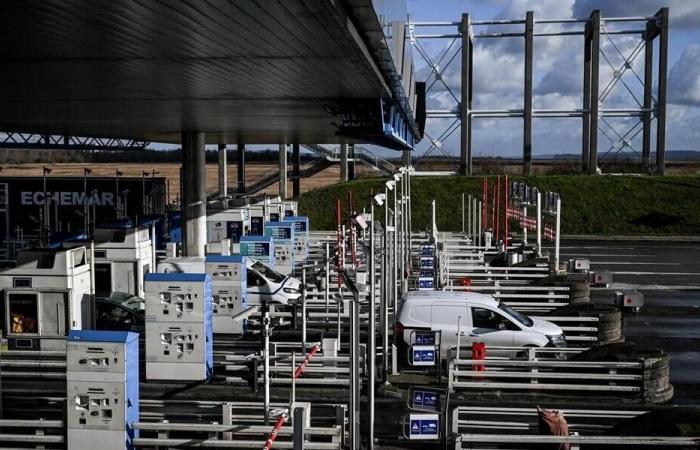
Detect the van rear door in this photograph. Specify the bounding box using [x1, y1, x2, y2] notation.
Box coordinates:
[431, 303, 468, 359]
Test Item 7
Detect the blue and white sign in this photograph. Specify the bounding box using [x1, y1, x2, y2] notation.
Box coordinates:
[413, 332, 436, 346]
[418, 277, 434, 290]
[410, 345, 436, 366]
[411, 390, 440, 412]
[408, 413, 439, 440]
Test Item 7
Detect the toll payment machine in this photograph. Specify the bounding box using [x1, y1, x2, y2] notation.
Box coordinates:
[206, 255, 247, 334]
[90, 227, 153, 298]
[206, 209, 248, 250]
[247, 203, 270, 236]
[285, 216, 309, 262]
[264, 222, 295, 275]
[67, 330, 139, 450]
[0, 247, 91, 351]
[239, 235, 275, 266]
[144, 273, 213, 381]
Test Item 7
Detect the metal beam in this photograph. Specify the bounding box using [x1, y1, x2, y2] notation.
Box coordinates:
[523, 11, 534, 175]
[642, 23, 654, 169]
[218, 144, 227, 198]
[237, 143, 246, 194]
[582, 17, 592, 171]
[655, 7, 669, 175]
[292, 143, 301, 199]
[181, 131, 206, 257]
[588, 10, 600, 175]
[340, 143, 348, 182]
[459, 13, 472, 176]
[0, 132, 149, 151]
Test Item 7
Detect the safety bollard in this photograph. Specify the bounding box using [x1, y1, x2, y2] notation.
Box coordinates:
[472, 342, 486, 376]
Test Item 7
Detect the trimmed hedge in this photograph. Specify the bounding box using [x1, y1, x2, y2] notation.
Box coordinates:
[298, 175, 700, 235]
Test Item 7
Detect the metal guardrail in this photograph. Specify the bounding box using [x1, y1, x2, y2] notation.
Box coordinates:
[448, 357, 644, 394]
[0, 419, 65, 447]
[454, 433, 700, 448]
[132, 421, 342, 449]
[447, 285, 570, 313]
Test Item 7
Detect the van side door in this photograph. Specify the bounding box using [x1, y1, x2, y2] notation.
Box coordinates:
[430, 303, 469, 358]
[470, 307, 517, 347]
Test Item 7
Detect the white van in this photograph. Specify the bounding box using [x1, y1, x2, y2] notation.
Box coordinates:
[397, 291, 565, 360]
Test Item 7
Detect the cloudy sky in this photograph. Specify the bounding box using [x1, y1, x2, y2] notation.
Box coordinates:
[406, 0, 700, 161]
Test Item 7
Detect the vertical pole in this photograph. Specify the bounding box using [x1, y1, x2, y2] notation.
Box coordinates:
[503, 175, 509, 248]
[279, 144, 288, 199]
[459, 14, 472, 175]
[555, 197, 561, 272]
[348, 144, 355, 181]
[383, 187, 390, 383]
[292, 143, 301, 199]
[393, 185, 398, 316]
[655, 7, 669, 176]
[482, 178, 488, 230]
[588, 10, 601, 175]
[349, 289, 359, 450]
[582, 18, 592, 172]
[325, 243, 330, 323]
[340, 143, 348, 183]
[477, 201, 482, 248]
[523, 11, 534, 175]
[494, 176, 500, 242]
[181, 131, 207, 257]
[536, 190, 542, 257]
[218, 143, 228, 198]
[293, 407, 304, 450]
[642, 22, 654, 169]
[263, 311, 271, 425]
[83, 170, 89, 235]
[301, 269, 307, 354]
[368, 201, 376, 448]
[456, 316, 462, 361]
[461, 193, 465, 234]
[237, 143, 246, 194]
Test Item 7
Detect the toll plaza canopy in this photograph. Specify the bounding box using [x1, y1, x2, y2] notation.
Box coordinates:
[0, 0, 421, 149]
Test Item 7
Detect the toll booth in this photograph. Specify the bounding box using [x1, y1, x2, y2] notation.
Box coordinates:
[80, 227, 152, 298]
[247, 203, 269, 236]
[144, 273, 213, 381]
[283, 200, 298, 218]
[284, 216, 309, 262]
[0, 246, 91, 350]
[239, 235, 275, 266]
[67, 330, 139, 450]
[205, 255, 247, 334]
[264, 222, 295, 275]
[206, 209, 248, 249]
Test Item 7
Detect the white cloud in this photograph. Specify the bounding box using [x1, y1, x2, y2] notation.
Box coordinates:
[668, 44, 700, 106]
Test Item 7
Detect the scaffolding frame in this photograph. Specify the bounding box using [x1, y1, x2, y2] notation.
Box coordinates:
[409, 8, 669, 175]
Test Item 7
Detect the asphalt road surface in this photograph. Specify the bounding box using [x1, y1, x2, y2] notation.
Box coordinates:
[551, 239, 700, 405]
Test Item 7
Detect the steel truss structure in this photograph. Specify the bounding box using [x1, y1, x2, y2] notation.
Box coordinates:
[0, 132, 149, 151]
[409, 8, 669, 175]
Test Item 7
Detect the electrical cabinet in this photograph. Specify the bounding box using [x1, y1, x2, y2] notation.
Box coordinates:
[264, 222, 295, 275]
[205, 256, 247, 334]
[144, 273, 213, 381]
[67, 330, 139, 450]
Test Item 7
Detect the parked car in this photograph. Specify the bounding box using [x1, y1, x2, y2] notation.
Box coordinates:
[396, 291, 566, 361]
[246, 260, 302, 305]
[95, 296, 145, 334]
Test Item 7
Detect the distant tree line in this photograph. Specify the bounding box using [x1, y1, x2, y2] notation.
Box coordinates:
[0, 148, 317, 164]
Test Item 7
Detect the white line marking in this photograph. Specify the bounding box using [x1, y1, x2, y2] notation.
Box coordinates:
[592, 283, 700, 291]
[592, 262, 681, 266]
[560, 253, 656, 257]
[612, 271, 700, 276]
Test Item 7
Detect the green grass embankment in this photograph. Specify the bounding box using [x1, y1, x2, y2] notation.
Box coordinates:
[298, 175, 700, 235]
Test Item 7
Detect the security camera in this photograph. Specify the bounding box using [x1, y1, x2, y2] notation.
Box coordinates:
[373, 193, 384, 206]
[385, 180, 395, 190]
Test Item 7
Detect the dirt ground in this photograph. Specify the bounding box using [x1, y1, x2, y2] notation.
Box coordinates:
[0, 162, 375, 203]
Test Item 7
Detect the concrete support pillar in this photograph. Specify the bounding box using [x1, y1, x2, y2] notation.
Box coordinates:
[523, 11, 534, 175]
[655, 7, 669, 176]
[278, 144, 288, 199]
[292, 143, 301, 199]
[237, 143, 246, 194]
[459, 14, 473, 176]
[348, 144, 355, 181]
[181, 131, 206, 257]
[340, 143, 348, 182]
[587, 10, 600, 175]
[403, 149, 411, 167]
[218, 144, 227, 198]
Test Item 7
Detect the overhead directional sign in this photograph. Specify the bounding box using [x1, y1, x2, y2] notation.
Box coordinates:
[408, 413, 439, 440]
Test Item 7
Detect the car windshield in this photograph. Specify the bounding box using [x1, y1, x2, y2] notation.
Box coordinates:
[110, 293, 144, 312]
[252, 261, 286, 283]
[498, 302, 533, 327]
